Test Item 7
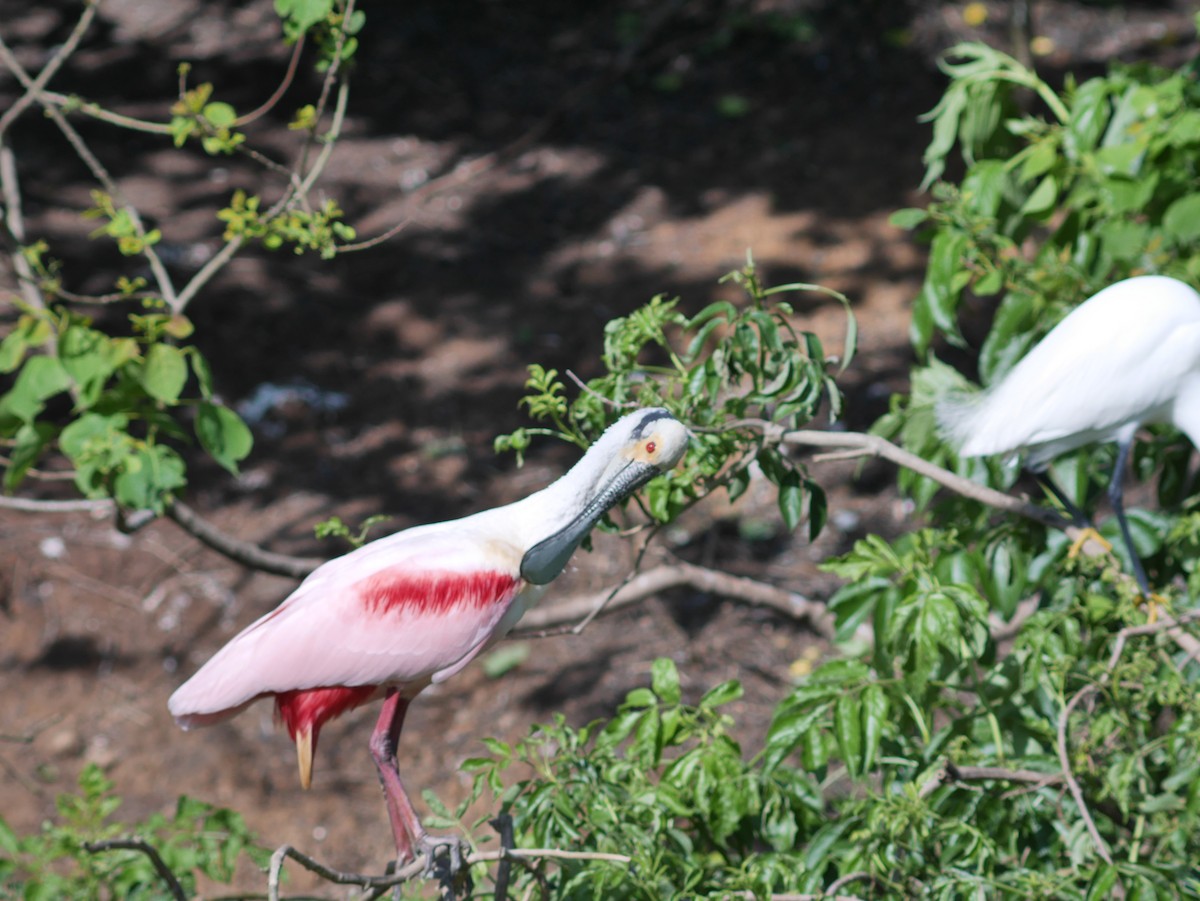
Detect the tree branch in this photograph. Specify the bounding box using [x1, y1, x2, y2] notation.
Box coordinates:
[0, 28, 180, 307]
[1056, 683, 1113, 864]
[511, 559, 846, 640]
[83, 838, 187, 901]
[776, 427, 1069, 530]
[165, 500, 323, 579]
[918, 759, 1062, 799]
[0, 0, 99, 141]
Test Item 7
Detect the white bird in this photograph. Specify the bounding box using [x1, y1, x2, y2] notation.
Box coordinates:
[938, 274, 1200, 596]
[168, 408, 688, 865]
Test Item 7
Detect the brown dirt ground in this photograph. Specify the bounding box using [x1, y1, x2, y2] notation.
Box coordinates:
[0, 0, 1196, 896]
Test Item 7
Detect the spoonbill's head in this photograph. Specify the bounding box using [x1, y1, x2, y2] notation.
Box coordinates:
[520, 408, 689, 584]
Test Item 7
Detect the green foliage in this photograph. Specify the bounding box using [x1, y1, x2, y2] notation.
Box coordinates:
[0, 303, 251, 512]
[0, 0, 367, 514]
[451, 659, 826, 899]
[167, 81, 246, 154]
[898, 41, 1200, 369]
[495, 255, 855, 537]
[463, 34, 1200, 901]
[217, 190, 357, 258]
[312, 512, 393, 548]
[0, 764, 268, 899]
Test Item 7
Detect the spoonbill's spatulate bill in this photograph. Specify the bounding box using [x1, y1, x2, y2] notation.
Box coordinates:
[938, 274, 1200, 595]
[169, 408, 689, 864]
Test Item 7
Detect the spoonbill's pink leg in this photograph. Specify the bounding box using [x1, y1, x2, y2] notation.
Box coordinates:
[369, 691, 423, 862]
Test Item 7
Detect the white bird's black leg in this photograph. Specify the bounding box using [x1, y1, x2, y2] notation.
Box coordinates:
[1108, 438, 1152, 596]
[1034, 471, 1090, 527]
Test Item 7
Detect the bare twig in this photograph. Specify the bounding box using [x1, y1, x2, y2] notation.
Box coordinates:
[774, 427, 1069, 531]
[0, 495, 113, 513]
[918, 759, 1062, 799]
[83, 838, 188, 901]
[334, 217, 411, 254]
[0, 145, 45, 312]
[1056, 684, 1113, 864]
[512, 559, 845, 640]
[172, 38, 353, 312]
[165, 500, 323, 579]
[563, 369, 637, 410]
[0, 1, 99, 140]
[31, 90, 172, 135]
[0, 32, 180, 307]
[234, 33, 306, 127]
[267, 844, 425, 901]
[826, 871, 878, 896]
[1104, 610, 1200, 673]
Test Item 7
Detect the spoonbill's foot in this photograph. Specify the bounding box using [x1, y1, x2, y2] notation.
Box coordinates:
[1066, 526, 1112, 559]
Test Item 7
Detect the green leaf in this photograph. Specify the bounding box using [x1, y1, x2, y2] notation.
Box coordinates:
[1019, 174, 1058, 216]
[1163, 194, 1200, 244]
[202, 101, 237, 128]
[699, 680, 742, 709]
[59, 325, 116, 403]
[859, 683, 888, 774]
[834, 692, 862, 779]
[274, 0, 333, 30]
[140, 344, 188, 404]
[195, 402, 253, 475]
[651, 657, 681, 705]
[113, 444, 186, 512]
[3, 355, 70, 422]
[778, 469, 803, 531]
[4, 422, 55, 491]
[889, 208, 928, 229]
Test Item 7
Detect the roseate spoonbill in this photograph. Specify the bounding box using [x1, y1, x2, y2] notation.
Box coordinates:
[938, 274, 1200, 600]
[169, 408, 688, 864]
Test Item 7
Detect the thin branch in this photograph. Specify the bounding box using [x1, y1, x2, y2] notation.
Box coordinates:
[172, 29, 353, 312]
[1056, 684, 1113, 865]
[1104, 610, 1200, 673]
[918, 759, 1062, 799]
[0, 494, 113, 513]
[333, 216, 411, 254]
[267, 844, 425, 901]
[0, 0, 99, 140]
[0, 34, 180, 307]
[83, 838, 187, 901]
[825, 871, 877, 897]
[511, 559, 845, 640]
[34, 90, 172, 134]
[0, 146, 45, 312]
[165, 500, 323, 579]
[775, 426, 1069, 530]
[235, 33, 306, 127]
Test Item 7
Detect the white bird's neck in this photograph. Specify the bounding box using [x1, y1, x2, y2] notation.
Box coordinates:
[491, 428, 631, 547]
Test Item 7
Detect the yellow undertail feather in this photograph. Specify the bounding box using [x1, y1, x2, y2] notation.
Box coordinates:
[297, 727, 314, 790]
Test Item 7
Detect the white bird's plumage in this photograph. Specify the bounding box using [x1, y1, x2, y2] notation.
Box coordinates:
[938, 275, 1200, 470]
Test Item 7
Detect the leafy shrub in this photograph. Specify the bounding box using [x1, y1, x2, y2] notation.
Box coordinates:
[0, 764, 267, 900]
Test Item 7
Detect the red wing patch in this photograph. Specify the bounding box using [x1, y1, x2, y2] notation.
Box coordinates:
[275, 685, 377, 741]
[356, 569, 521, 617]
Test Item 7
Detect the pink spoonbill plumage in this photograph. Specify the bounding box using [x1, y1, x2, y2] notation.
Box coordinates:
[169, 407, 689, 865]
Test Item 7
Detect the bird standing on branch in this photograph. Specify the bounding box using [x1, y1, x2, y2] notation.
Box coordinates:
[938, 274, 1200, 602]
[169, 408, 689, 865]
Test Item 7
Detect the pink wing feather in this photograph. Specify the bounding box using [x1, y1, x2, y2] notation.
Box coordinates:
[168, 524, 525, 728]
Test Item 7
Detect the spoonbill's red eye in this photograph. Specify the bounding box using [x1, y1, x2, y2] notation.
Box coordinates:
[646, 441, 656, 455]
